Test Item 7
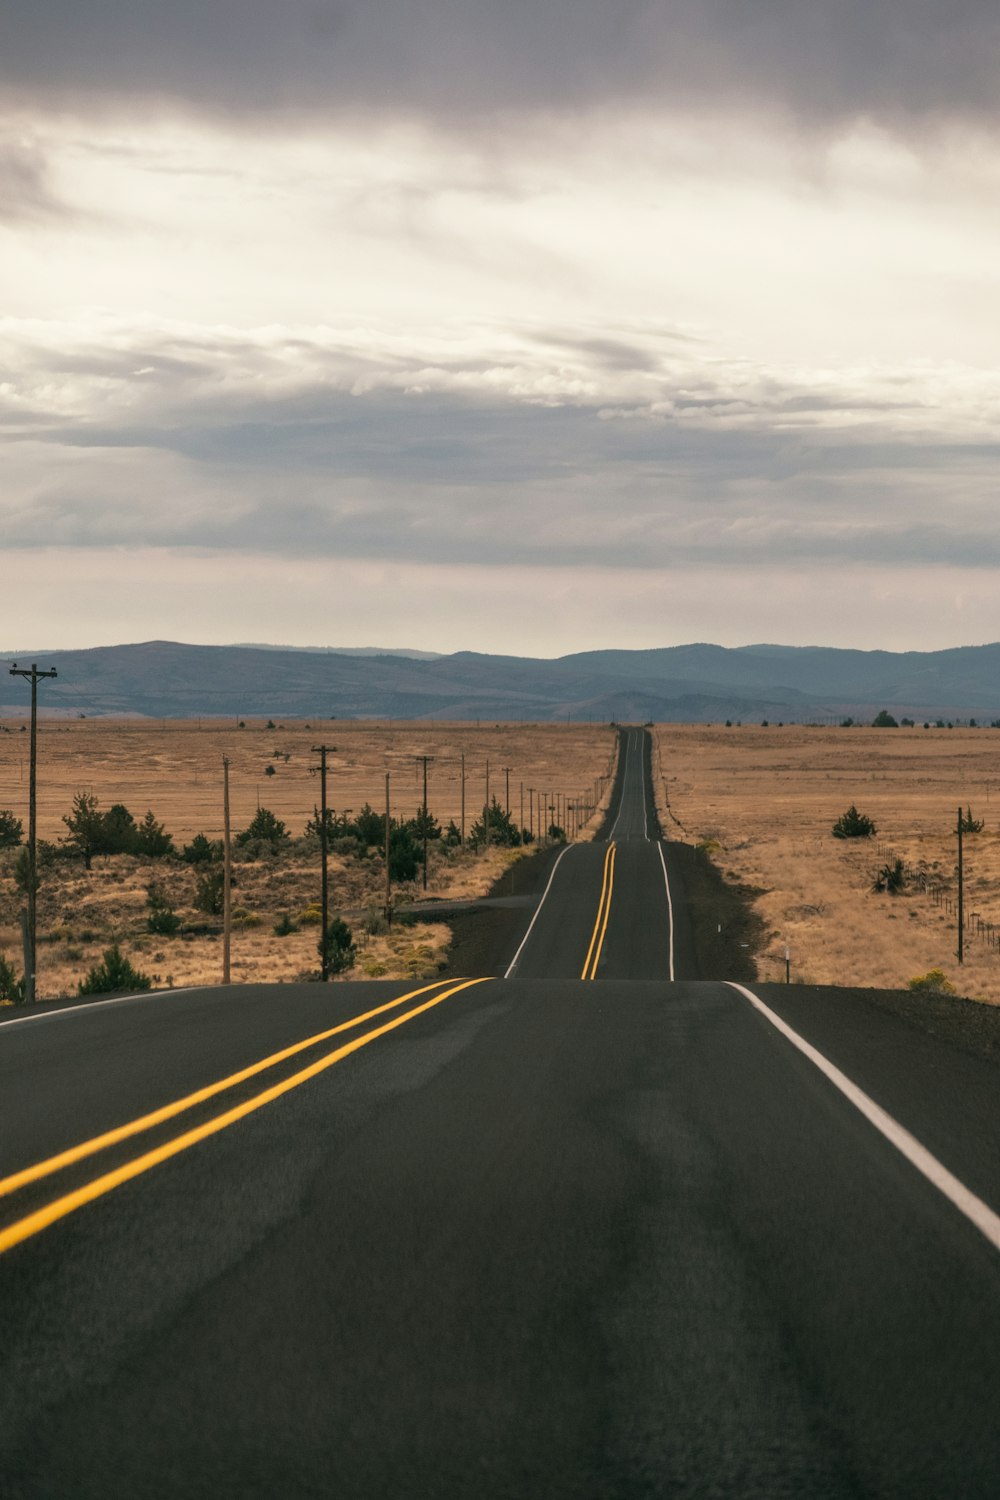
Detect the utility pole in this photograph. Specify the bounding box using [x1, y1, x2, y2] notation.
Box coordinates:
[9, 662, 57, 1004]
[312, 744, 333, 978]
[485, 759, 491, 848]
[528, 788, 534, 841]
[460, 752, 466, 846]
[222, 756, 232, 984]
[385, 772, 392, 925]
[519, 782, 524, 842]
[502, 766, 511, 814]
[957, 805, 965, 964]
[416, 755, 432, 890]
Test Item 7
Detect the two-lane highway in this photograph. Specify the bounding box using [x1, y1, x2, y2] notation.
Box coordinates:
[1, 728, 999, 1497]
[506, 727, 678, 981]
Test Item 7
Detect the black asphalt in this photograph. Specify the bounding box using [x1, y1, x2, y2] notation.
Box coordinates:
[1, 730, 999, 1497]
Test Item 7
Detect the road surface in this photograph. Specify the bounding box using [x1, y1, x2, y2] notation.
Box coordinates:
[1, 728, 998, 1497]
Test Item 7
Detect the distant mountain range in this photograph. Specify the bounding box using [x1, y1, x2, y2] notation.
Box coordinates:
[3, 640, 1000, 722]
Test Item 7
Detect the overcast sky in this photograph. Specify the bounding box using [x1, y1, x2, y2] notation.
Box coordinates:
[3, 1, 1000, 656]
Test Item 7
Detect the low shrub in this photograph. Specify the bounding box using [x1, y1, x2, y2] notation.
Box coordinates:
[908, 969, 956, 995]
[231, 909, 262, 929]
[319, 917, 356, 975]
[79, 944, 152, 996]
[146, 880, 181, 935]
[873, 858, 906, 894]
[194, 866, 225, 916]
[0, 952, 24, 1004]
[274, 912, 299, 937]
[832, 805, 877, 839]
[0, 809, 23, 849]
[182, 833, 221, 864]
[236, 808, 289, 847]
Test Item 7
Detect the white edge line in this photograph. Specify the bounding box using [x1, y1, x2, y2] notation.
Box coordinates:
[0, 986, 205, 1028]
[657, 843, 675, 982]
[608, 731, 633, 843]
[726, 981, 1000, 1254]
[504, 844, 574, 978]
[641, 729, 649, 843]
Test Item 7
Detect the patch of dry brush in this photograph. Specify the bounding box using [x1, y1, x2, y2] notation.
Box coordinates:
[653, 724, 1000, 1005]
[0, 720, 617, 1000]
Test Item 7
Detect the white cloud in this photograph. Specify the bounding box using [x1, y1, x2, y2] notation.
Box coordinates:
[2, 105, 1000, 649]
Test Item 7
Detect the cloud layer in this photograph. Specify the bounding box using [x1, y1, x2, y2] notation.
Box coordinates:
[3, 10, 1000, 653]
[3, 1, 1000, 131]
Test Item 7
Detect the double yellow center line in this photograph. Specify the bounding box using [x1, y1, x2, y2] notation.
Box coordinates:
[0, 976, 489, 1258]
[581, 841, 616, 980]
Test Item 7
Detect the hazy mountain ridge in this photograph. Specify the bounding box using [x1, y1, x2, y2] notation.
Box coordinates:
[2, 640, 999, 721]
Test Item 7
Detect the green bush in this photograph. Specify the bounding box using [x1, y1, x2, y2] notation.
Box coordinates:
[182, 833, 221, 864]
[0, 951, 24, 1004]
[412, 805, 441, 842]
[872, 710, 899, 728]
[78, 944, 152, 996]
[134, 810, 174, 857]
[959, 807, 984, 833]
[319, 917, 356, 975]
[62, 794, 171, 864]
[469, 797, 522, 847]
[353, 803, 386, 846]
[274, 912, 299, 937]
[146, 880, 181, 935]
[873, 858, 906, 894]
[832, 804, 877, 839]
[14, 846, 38, 895]
[194, 866, 225, 915]
[0, 809, 23, 849]
[236, 807, 288, 847]
[388, 825, 421, 881]
[304, 807, 353, 841]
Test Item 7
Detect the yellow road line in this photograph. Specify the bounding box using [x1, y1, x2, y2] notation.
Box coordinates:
[0, 977, 491, 1258]
[581, 842, 616, 980]
[0, 977, 463, 1204]
[589, 844, 616, 978]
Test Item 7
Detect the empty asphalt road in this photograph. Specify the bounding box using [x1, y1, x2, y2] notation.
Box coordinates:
[1, 729, 998, 1497]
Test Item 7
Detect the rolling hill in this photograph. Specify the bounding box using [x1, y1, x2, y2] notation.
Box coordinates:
[3, 640, 999, 722]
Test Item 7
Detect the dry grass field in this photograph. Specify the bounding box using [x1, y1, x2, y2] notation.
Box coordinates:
[0, 720, 617, 1001]
[653, 724, 1000, 1004]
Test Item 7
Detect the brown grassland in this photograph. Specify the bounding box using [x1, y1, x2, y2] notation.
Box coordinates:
[653, 723, 1000, 1005]
[0, 720, 617, 1001]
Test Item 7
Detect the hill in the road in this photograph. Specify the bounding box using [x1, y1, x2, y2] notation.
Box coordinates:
[3, 638, 1000, 721]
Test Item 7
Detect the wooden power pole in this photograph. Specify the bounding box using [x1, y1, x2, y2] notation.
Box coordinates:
[957, 805, 965, 965]
[416, 755, 432, 890]
[9, 662, 57, 1004]
[385, 772, 392, 925]
[222, 756, 232, 984]
[312, 744, 333, 979]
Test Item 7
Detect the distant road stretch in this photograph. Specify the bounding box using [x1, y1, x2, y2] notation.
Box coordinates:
[2, 729, 998, 1498]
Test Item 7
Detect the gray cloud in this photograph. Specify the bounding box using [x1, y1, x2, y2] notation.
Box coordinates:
[0, 140, 70, 223]
[1, 2, 999, 131]
[8, 378, 999, 572]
